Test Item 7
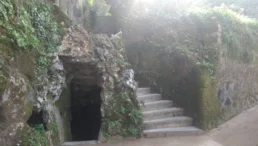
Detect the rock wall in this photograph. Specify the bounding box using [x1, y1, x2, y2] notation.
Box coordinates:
[58, 26, 143, 142]
[92, 16, 119, 36]
[0, 0, 69, 145]
[122, 7, 258, 129]
[0, 1, 142, 145]
[49, 0, 111, 31]
[0, 52, 66, 146]
[40, 0, 92, 29]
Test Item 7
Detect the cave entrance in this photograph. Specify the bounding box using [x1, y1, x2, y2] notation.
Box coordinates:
[70, 80, 102, 141]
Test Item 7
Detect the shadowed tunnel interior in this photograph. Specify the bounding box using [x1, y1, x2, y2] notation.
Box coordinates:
[27, 110, 47, 130]
[70, 82, 102, 141]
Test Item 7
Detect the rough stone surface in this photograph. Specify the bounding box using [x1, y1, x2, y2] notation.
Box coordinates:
[49, 56, 66, 102]
[122, 10, 258, 130]
[0, 71, 33, 146]
[59, 26, 141, 142]
[0, 52, 66, 146]
[214, 59, 258, 124]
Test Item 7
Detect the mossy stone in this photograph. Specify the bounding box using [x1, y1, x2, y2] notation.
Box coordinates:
[55, 87, 72, 141]
[197, 67, 220, 129]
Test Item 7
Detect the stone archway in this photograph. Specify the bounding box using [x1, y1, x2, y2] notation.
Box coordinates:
[62, 61, 102, 141]
[59, 26, 139, 144]
[59, 56, 103, 141]
[70, 81, 102, 141]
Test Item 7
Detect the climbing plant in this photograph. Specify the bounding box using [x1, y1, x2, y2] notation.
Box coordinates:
[0, 0, 61, 71]
[27, 124, 48, 146]
[122, 1, 258, 131]
[0, 0, 40, 50]
[102, 90, 144, 139]
[191, 5, 258, 64]
[0, 0, 63, 144]
[23, 0, 61, 72]
[88, 0, 111, 16]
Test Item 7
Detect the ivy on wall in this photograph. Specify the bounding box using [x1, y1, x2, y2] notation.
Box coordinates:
[0, 0, 61, 61]
[124, 2, 258, 130]
[0, 0, 63, 145]
[101, 90, 143, 139]
[0, 0, 62, 85]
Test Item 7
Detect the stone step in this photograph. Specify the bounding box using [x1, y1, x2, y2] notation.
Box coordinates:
[143, 108, 184, 120]
[141, 100, 173, 112]
[62, 141, 98, 146]
[143, 127, 203, 138]
[137, 94, 162, 103]
[144, 116, 192, 130]
[136, 88, 151, 96]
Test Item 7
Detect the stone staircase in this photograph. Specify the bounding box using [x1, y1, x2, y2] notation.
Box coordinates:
[62, 86, 203, 146]
[137, 87, 203, 138]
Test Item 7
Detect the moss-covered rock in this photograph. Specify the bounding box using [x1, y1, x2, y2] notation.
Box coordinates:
[55, 87, 72, 141]
[58, 26, 143, 142]
[10, 52, 37, 81]
[20, 123, 50, 146]
[122, 3, 258, 131]
[196, 67, 220, 129]
[0, 71, 34, 146]
[0, 0, 69, 145]
[20, 124, 31, 146]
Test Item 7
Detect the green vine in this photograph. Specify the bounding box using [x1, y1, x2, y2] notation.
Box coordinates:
[26, 0, 61, 72]
[0, 0, 61, 74]
[102, 91, 144, 139]
[0, 0, 63, 144]
[0, 0, 39, 50]
[27, 124, 48, 146]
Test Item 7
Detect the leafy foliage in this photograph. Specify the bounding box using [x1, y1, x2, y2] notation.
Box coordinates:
[0, 0, 39, 50]
[102, 91, 143, 138]
[191, 5, 258, 63]
[0, 56, 7, 93]
[125, 1, 258, 80]
[0, 0, 61, 72]
[80, 0, 111, 30]
[27, 124, 48, 146]
[207, 0, 258, 18]
[50, 121, 58, 134]
[26, 0, 61, 71]
[0, 0, 62, 144]
[87, 0, 111, 16]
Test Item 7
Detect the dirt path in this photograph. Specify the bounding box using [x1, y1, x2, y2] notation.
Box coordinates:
[95, 105, 258, 146]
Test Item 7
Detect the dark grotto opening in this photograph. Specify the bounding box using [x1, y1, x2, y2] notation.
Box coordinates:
[27, 110, 47, 130]
[70, 81, 102, 141]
